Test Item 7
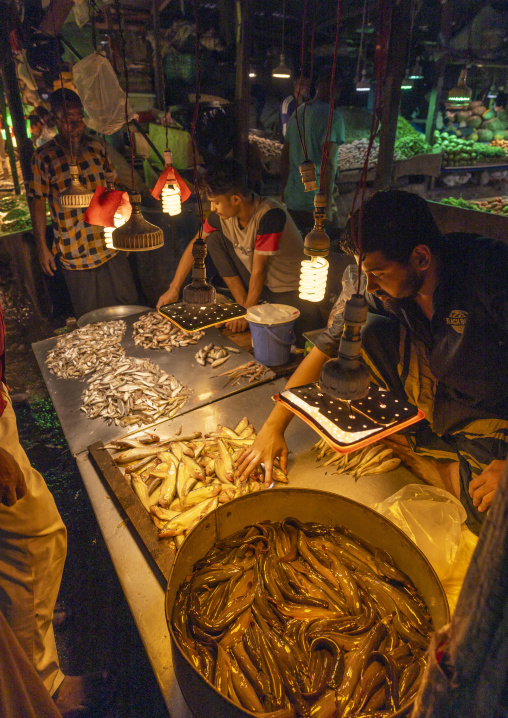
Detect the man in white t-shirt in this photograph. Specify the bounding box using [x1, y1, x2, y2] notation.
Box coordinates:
[156, 158, 320, 342]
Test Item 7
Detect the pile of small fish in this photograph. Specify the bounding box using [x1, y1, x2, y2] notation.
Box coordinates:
[81, 357, 189, 427]
[195, 342, 239, 368]
[314, 439, 401, 480]
[45, 320, 126, 379]
[133, 312, 205, 351]
[214, 360, 271, 386]
[173, 519, 431, 717]
[106, 418, 288, 552]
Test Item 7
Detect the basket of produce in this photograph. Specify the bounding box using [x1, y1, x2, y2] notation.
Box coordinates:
[166, 488, 449, 718]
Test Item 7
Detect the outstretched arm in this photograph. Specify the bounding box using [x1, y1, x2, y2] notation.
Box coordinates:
[236, 346, 331, 485]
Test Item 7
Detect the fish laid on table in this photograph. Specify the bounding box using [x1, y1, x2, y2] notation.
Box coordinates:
[45, 320, 126, 379]
[106, 418, 288, 552]
[214, 360, 271, 386]
[81, 356, 189, 428]
[194, 343, 232, 367]
[133, 312, 204, 351]
[172, 519, 432, 717]
[313, 438, 401, 480]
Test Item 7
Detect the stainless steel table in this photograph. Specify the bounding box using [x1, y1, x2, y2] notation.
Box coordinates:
[32, 312, 274, 454]
[75, 378, 421, 716]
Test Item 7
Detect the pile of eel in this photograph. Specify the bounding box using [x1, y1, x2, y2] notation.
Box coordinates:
[172, 519, 431, 717]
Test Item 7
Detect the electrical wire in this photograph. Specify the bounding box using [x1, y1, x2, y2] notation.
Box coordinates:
[350, 0, 391, 293]
[113, 0, 135, 190]
[319, 0, 341, 185]
[300, 0, 319, 157]
[191, 0, 204, 241]
[50, 1, 74, 164]
[293, 0, 309, 156]
[355, 0, 368, 83]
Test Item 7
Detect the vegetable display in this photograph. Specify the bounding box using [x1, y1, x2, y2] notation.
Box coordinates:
[433, 131, 506, 167]
[440, 196, 508, 215]
[337, 139, 379, 170]
[172, 518, 431, 716]
[0, 195, 50, 235]
[393, 134, 432, 160]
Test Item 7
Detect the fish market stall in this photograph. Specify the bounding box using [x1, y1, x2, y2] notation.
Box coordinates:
[32, 310, 275, 454]
[69, 378, 442, 717]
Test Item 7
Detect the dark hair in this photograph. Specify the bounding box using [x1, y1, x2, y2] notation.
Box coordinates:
[203, 158, 249, 197]
[341, 190, 444, 263]
[28, 114, 43, 127]
[50, 88, 83, 115]
[316, 66, 344, 88]
[34, 105, 50, 120]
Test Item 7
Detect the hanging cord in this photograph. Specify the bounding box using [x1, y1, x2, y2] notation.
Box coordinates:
[113, 0, 135, 190]
[355, 0, 368, 82]
[50, 1, 74, 164]
[293, 0, 309, 156]
[300, 0, 319, 156]
[281, 0, 286, 62]
[405, 0, 416, 75]
[88, 0, 97, 52]
[318, 0, 341, 184]
[191, 0, 204, 240]
[350, 0, 391, 293]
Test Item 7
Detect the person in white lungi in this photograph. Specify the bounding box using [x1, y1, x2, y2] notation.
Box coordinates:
[0, 304, 113, 717]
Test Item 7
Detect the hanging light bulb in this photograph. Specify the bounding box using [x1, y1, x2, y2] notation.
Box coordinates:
[59, 163, 94, 208]
[104, 212, 127, 250]
[249, 69, 257, 78]
[356, 69, 371, 92]
[298, 190, 330, 303]
[112, 193, 163, 251]
[447, 68, 472, 105]
[161, 149, 182, 217]
[401, 70, 414, 91]
[409, 57, 424, 80]
[487, 84, 497, 99]
[272, 53, 291, 79]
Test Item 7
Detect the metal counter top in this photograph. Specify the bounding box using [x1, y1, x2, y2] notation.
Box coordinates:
[76, 378, 421, 716]
[32, 311, 274, 454]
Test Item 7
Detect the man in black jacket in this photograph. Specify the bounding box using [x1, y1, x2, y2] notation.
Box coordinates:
[237, 190, 508, 533]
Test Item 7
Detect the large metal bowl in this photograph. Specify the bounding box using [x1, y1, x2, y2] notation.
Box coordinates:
[165, 488, 449, 718]
[77, 305, 151, 327]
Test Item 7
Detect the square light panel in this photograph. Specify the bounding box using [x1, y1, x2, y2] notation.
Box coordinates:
[158, 302, 247, 333]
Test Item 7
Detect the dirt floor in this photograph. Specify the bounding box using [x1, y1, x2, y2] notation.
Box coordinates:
[0, 250, 170, 715]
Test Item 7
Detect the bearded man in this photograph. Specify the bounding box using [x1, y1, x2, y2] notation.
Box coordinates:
[236, 190, 508, 533]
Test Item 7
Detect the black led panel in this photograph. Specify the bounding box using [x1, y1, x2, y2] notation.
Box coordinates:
[276, 382, 424, 453]
[158, 302, 247, 333]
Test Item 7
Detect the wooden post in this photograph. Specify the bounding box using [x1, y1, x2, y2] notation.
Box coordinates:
[374, 0, 412, 190]
[425, 0, 453, 144]
[234, 0, 251, 166]
[152, 0, 165, 110]
[0, 75, 20, 193]
[0, 22, 32, 191]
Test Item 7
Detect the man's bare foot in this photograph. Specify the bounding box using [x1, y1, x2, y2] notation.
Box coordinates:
[53, 673, 114, 718]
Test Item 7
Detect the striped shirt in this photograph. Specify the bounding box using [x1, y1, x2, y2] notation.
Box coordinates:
[30, 136, 117, 270]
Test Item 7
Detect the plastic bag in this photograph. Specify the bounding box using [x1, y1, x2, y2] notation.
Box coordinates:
[327, 264, 366, 328]
[73, 53, 136, 135]
[370, 484, 478, 612]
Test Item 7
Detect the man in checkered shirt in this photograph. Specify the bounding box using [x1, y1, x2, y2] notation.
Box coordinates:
[30, 89, 138, 317]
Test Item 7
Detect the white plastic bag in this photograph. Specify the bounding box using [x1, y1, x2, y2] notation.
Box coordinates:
[371, 484, 478, 612]
[327, 264, 366, 328]
[73, 53, 136, 135]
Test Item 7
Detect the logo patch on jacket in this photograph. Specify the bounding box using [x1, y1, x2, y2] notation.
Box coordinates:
[446, 310, 468, 334]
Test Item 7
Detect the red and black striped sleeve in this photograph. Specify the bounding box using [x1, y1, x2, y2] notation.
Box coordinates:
[254, 208, 286, 255]
[202, 211, 221, 235]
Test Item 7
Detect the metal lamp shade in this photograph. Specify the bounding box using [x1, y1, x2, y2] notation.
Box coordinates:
[59, 163, 94, 208]
[112, 193, 163, 251]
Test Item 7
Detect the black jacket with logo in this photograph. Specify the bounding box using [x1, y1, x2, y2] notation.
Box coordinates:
[315, 233, 508, 435]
